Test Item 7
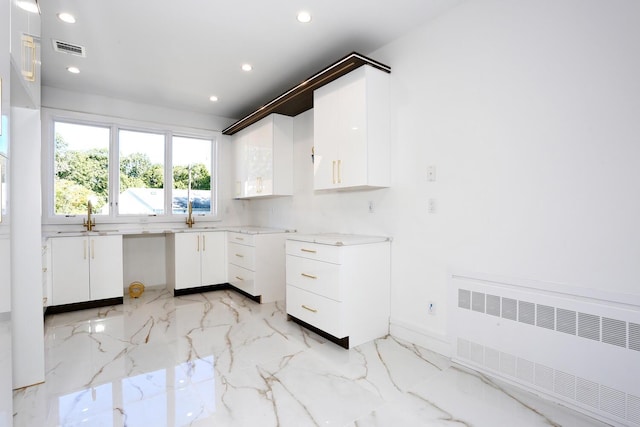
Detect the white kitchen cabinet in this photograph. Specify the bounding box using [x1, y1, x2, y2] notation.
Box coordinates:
[285, 234, 391, 348]
[233, 113, 293, 199]
[9, 0, 40, 108]
[313, 65, 389, 191]
[227, 229, 290, 303]
[166, 231, 227, 294]
[50, 235, 123, 306]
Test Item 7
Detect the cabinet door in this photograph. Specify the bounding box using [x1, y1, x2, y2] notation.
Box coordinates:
[200, 232, 226, 286]
[336, 70, 367, 188]
[313, 83, 340, 190]
[89, 235, 123, 301]
[173, 233, 202, 290]
[233, 132, 248, 198]
[245, 118, 273, 197]
[51, 237, 90, 305]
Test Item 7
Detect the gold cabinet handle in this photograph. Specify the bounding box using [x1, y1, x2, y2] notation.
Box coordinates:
[301, 248, 316, 254]
[91, 239, 95, 259]
[235, 253, 244, 258]
[301, 273, 317, 279]
[337, 159, 342, 184]
[332, 160, 336, 184]
[257, 177, 263, 193]
[302, 304, 318, 313]
[202, 235, 206, 251]
[235, 237, 244, 241]
[235, 276, 244, 281]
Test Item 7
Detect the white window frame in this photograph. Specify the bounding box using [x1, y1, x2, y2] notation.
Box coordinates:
[42, 108, 220, 225]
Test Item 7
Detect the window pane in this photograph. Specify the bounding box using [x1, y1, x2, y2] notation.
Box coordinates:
[172, 136, 212, 215]
[119, 130, 165, 215]
[54, 122, 110, 215]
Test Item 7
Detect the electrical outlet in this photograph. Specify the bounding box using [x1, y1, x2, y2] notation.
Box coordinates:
[368, 200, 375, 213]
[427, 165, 436, 182]
[428, 301, 436, 315]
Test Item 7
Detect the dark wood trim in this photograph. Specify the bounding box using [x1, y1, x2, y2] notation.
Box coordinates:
[287, 314, 349, 349]
[222, 52, 391, 135]
[45, 297, 124, 315]
[173, 283, 232, 297]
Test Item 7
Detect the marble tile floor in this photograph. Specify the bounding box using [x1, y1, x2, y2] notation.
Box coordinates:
[11, 289, 609, 427]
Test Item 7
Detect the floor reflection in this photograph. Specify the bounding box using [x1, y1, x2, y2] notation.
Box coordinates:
[57, 356, 215, 426]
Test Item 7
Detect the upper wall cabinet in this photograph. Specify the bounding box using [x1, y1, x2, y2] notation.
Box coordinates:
[9, 0, 41, 108]
[233, 113, 293, 199]
[313, 65, 390, 191]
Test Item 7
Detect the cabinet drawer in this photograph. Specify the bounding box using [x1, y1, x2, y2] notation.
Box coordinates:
[228, 264, 256, 296]
[286, 285, 345, 339]
[227, 232, 255, 247]
[286, 240, 340, 264]
[286, 256, 341, 301]
[228, 242, 255, 270]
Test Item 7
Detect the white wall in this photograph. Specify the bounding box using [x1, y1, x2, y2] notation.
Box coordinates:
[245, 0, 640, 350]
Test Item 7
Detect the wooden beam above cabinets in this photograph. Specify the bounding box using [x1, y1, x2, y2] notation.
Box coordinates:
[222, 52, 391, 135]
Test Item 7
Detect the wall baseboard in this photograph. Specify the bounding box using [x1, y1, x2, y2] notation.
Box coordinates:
[389, 318, 452, 358]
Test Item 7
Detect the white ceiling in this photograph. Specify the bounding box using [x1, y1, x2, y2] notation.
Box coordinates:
[39, 0, 460, 121]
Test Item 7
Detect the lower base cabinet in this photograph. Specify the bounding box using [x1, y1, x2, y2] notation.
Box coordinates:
[285, 234, 391, 348]
[50, 235, 124, 308]
[227, 230, 290, 303]
[166, 231, 227, 294]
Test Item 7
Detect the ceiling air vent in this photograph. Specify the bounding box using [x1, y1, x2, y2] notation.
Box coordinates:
[52, 39, 86, 57]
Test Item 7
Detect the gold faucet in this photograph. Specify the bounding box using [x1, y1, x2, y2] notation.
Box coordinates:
[185, 200, 195, 228]
[83, 200, 95, 231]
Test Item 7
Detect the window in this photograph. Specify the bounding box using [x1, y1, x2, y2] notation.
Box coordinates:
[172, 136, 213, 215]
[118, 129, 165, 215]
[48, 114, 218, 222]
[54, 122, 110, 216]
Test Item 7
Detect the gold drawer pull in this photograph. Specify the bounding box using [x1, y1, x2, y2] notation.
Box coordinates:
[301, 248, 316, 253]
[301, 304, 317, 313]
[235, 237, 244, 241]
[301, 273, 317, 279]
[235, 276, 244, 281]
[235, 254, 244, 258]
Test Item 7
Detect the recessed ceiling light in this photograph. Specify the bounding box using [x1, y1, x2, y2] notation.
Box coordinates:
[241, 63, 252, 72]
[297, 11, 312, 23]
[17, 0, 39, 13]
[67, 66, 80, 74]
[209, 95, 218, 102]
[57, 12, 76, 24]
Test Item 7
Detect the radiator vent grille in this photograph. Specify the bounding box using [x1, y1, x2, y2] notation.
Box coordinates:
[502, 297, 517, 321]
[518, 301, 535, 325]
[472, 291, 485, 313]
[486, 294, 501, 317]
[576, 377, 599, 409]
[630, 323, 640, 352]
[536, 304, 555, 330]
[458, 289, 470, 310]
[454, 281, 639, 426]
[600, 385, 626, 419]
[602, 317, 626, 348]
[535, 363, 554, 392]
[578, 312, 600, 341]
[556, 308, 577, 335]
[629, 394, 640, 424]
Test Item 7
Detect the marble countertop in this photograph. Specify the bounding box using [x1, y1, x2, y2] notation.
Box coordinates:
[43, 225, 293, 238]
[288, 233, 390, 246]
